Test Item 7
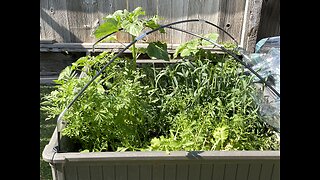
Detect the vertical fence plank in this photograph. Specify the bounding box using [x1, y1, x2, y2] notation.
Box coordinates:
[94, 0, 113, 43]
[171, 0, 188, 45]
[40, 0, 271, 48]
[66, 0, 91, 43]
[218, 0, 246, 43]
[241, 0, 263, 52]
[157, 0, 172, 44]
[185, 0, 202, 42]
[40, 0, 53, 40]
[40, 0, 71, 42]
[52, 0, 70, 42]
[199, 0, 220, 36]
[144, 0, 158, 43]
[257, 0, 280, 40]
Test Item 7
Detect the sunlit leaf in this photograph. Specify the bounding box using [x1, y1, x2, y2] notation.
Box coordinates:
[94, 18, 119, 39]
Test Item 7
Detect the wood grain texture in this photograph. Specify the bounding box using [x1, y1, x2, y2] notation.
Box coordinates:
[257, 0, 280, 40]
[40, 0, 278, 52]
[185, 0, 202, 43]
[66, 0, 94, 43]
[218, 0, 246, 43]
[157, 0, 172, 44]
[199, 0, 220, 37]
[40, 0, 53, 40]
[241, 0, 263, 52]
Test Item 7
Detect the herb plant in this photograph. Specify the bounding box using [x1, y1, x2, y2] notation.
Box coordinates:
[41, 7, 279, 152]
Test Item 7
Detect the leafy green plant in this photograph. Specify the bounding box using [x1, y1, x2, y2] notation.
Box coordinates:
[41, 7, 279, 153]
[147, 54, 279, 151]
[93, 7, 167, 69]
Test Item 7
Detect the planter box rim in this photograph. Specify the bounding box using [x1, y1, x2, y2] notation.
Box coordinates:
[43, 128, 280, 164]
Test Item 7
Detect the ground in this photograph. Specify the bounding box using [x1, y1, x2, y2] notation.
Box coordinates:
[40, 85, 56, 180]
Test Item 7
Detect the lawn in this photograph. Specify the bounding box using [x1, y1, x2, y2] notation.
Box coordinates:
[40, 85, 56, 180]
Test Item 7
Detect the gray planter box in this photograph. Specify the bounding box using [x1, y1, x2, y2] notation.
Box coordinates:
[43, 128, 280, 180]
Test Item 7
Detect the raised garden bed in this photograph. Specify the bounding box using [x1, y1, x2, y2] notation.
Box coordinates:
[42, 7, 280, 180]
[43, 128, 279, 180]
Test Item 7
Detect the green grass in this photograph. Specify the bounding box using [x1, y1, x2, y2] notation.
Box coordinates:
[40, 85, 56, 180]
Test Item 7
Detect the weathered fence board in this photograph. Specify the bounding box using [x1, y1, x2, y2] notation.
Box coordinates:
[40, 0, 279, 52]
[240, 0, 263, 52]
[257, 0, 280, 40]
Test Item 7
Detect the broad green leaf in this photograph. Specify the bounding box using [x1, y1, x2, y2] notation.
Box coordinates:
[186, 39, 199, 49]
[122, 21, 144, 37]
[174, 39, 200, 58]
[94, 18, 119, 39]
[173, 43, 187, 59]
[146, 41, 169, 61]
[180, 48, 192, 57]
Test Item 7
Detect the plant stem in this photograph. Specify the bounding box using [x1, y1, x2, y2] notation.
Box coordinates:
[132, 35, 137, 70]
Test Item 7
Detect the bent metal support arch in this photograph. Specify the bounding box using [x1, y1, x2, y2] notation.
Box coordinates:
[55, 19, 280, 152]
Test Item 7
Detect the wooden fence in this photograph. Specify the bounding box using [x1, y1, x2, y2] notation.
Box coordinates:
[40, 0, 279, 53]
[257, 0, 280, 40]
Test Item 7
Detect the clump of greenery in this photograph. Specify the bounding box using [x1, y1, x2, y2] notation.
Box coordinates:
[41, 7, 279, 152]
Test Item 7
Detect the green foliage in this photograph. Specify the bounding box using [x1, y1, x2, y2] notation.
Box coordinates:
[146, 41, 170, 61]
[173, 33, 219, 59]
[94, 7, 164, 39]
[93, 7, 168, 67]
[147, 57, 279, 151]
[93, 18, 118, 39]
[41, 48, 279, 152]
[41, 7, 279, 153]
